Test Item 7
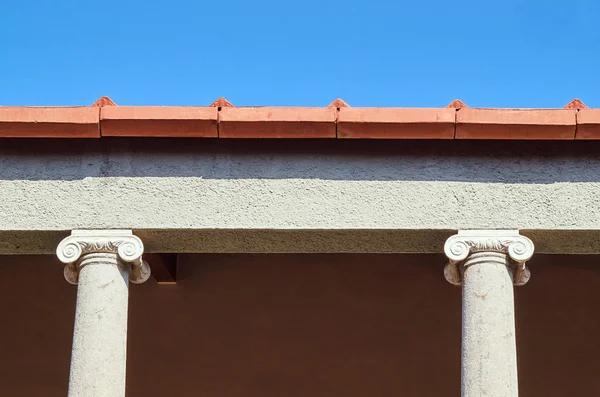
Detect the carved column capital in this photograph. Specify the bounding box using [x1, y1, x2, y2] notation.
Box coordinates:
[443, 230, 534, 287]
[57, 230, 150, 285]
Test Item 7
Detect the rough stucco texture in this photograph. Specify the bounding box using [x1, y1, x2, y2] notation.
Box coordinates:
[0, 139, 600, 253]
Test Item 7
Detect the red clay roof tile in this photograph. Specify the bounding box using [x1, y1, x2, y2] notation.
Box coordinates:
[92, 96, 117, 107]
[337, 108, 455, 139]
[564, 98, 587, 109]
[210, 97, 234, 108]
[456, 108, 576, 140]
[574, 109, 600, 139]
[0, 107, 99, 138]
[1, 98, 597, 140]
[101, 106, 218, 137]
[328, 98, 350, 108]
[219, 107, 336, 138]
[446, 99, 468, 109]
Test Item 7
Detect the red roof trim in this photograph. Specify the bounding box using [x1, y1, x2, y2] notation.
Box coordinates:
[574, 109, 600, 139]
[0, 107, 99, 138]
[456, 108, 577, 140]
[219, 107, 336, 138]
[338, 107, 455, 139]
[1, 98, 599, 140]
[101, 106, 218, 137]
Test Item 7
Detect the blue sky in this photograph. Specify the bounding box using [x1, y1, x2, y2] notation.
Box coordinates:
[1, 0, 599, 107]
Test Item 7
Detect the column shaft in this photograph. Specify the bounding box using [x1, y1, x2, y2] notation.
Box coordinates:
[461, 252, 518, 397]
[57, 230, 150, 397]
[69, 253, 130, 397]
[444, 230, 534, 397]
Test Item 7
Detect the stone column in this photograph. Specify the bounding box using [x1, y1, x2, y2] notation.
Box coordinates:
[444, 230, 534, 397]
[57, 230, 151, 397]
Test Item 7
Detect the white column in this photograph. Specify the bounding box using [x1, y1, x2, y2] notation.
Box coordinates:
[444, 230, 534, 397]
[57, 230, 151, 397]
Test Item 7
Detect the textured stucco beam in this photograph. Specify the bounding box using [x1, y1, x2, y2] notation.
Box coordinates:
[1, 139, 600, 254]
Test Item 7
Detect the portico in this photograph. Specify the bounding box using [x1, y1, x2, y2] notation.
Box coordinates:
[53, 228, 536, 397]
[1, 99, 600, 396]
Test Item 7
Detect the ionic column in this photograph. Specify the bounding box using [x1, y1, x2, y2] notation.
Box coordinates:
[444, 230, 534, 397]
[57, 230, 151, 397]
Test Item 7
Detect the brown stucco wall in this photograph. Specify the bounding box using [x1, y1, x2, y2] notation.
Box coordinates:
[0, 253, 599, 396]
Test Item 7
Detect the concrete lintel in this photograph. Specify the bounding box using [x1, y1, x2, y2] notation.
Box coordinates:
[2, 139, 600, 255]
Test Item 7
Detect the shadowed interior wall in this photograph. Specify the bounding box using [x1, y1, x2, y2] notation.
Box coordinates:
[0, 253, 598, 396]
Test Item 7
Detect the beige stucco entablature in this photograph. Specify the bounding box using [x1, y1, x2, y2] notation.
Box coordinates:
[1, 138, 599, 255]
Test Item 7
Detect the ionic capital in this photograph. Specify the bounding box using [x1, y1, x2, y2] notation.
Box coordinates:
[443, 230, 534, 287]
[57, 230, 150, 285]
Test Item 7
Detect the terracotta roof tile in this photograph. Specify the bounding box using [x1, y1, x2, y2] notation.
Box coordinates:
[101, 106, 218, 137]
[446, 99, 468, 109]
[92, 96, 117, 107]
[574, 109, 600, 139]
[210, 97, 234, 108]
[0, 107, 99, 138]
[219, 107, 336, 138]
[564, 98, 587, 109]
[456, 108, 576, 140]
[1, 98, 597, 140]
[328, 98, 350, 108]
[337, 108, 455, 139]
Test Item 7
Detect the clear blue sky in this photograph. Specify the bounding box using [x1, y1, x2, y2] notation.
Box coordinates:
[1, 1, 599, 107]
